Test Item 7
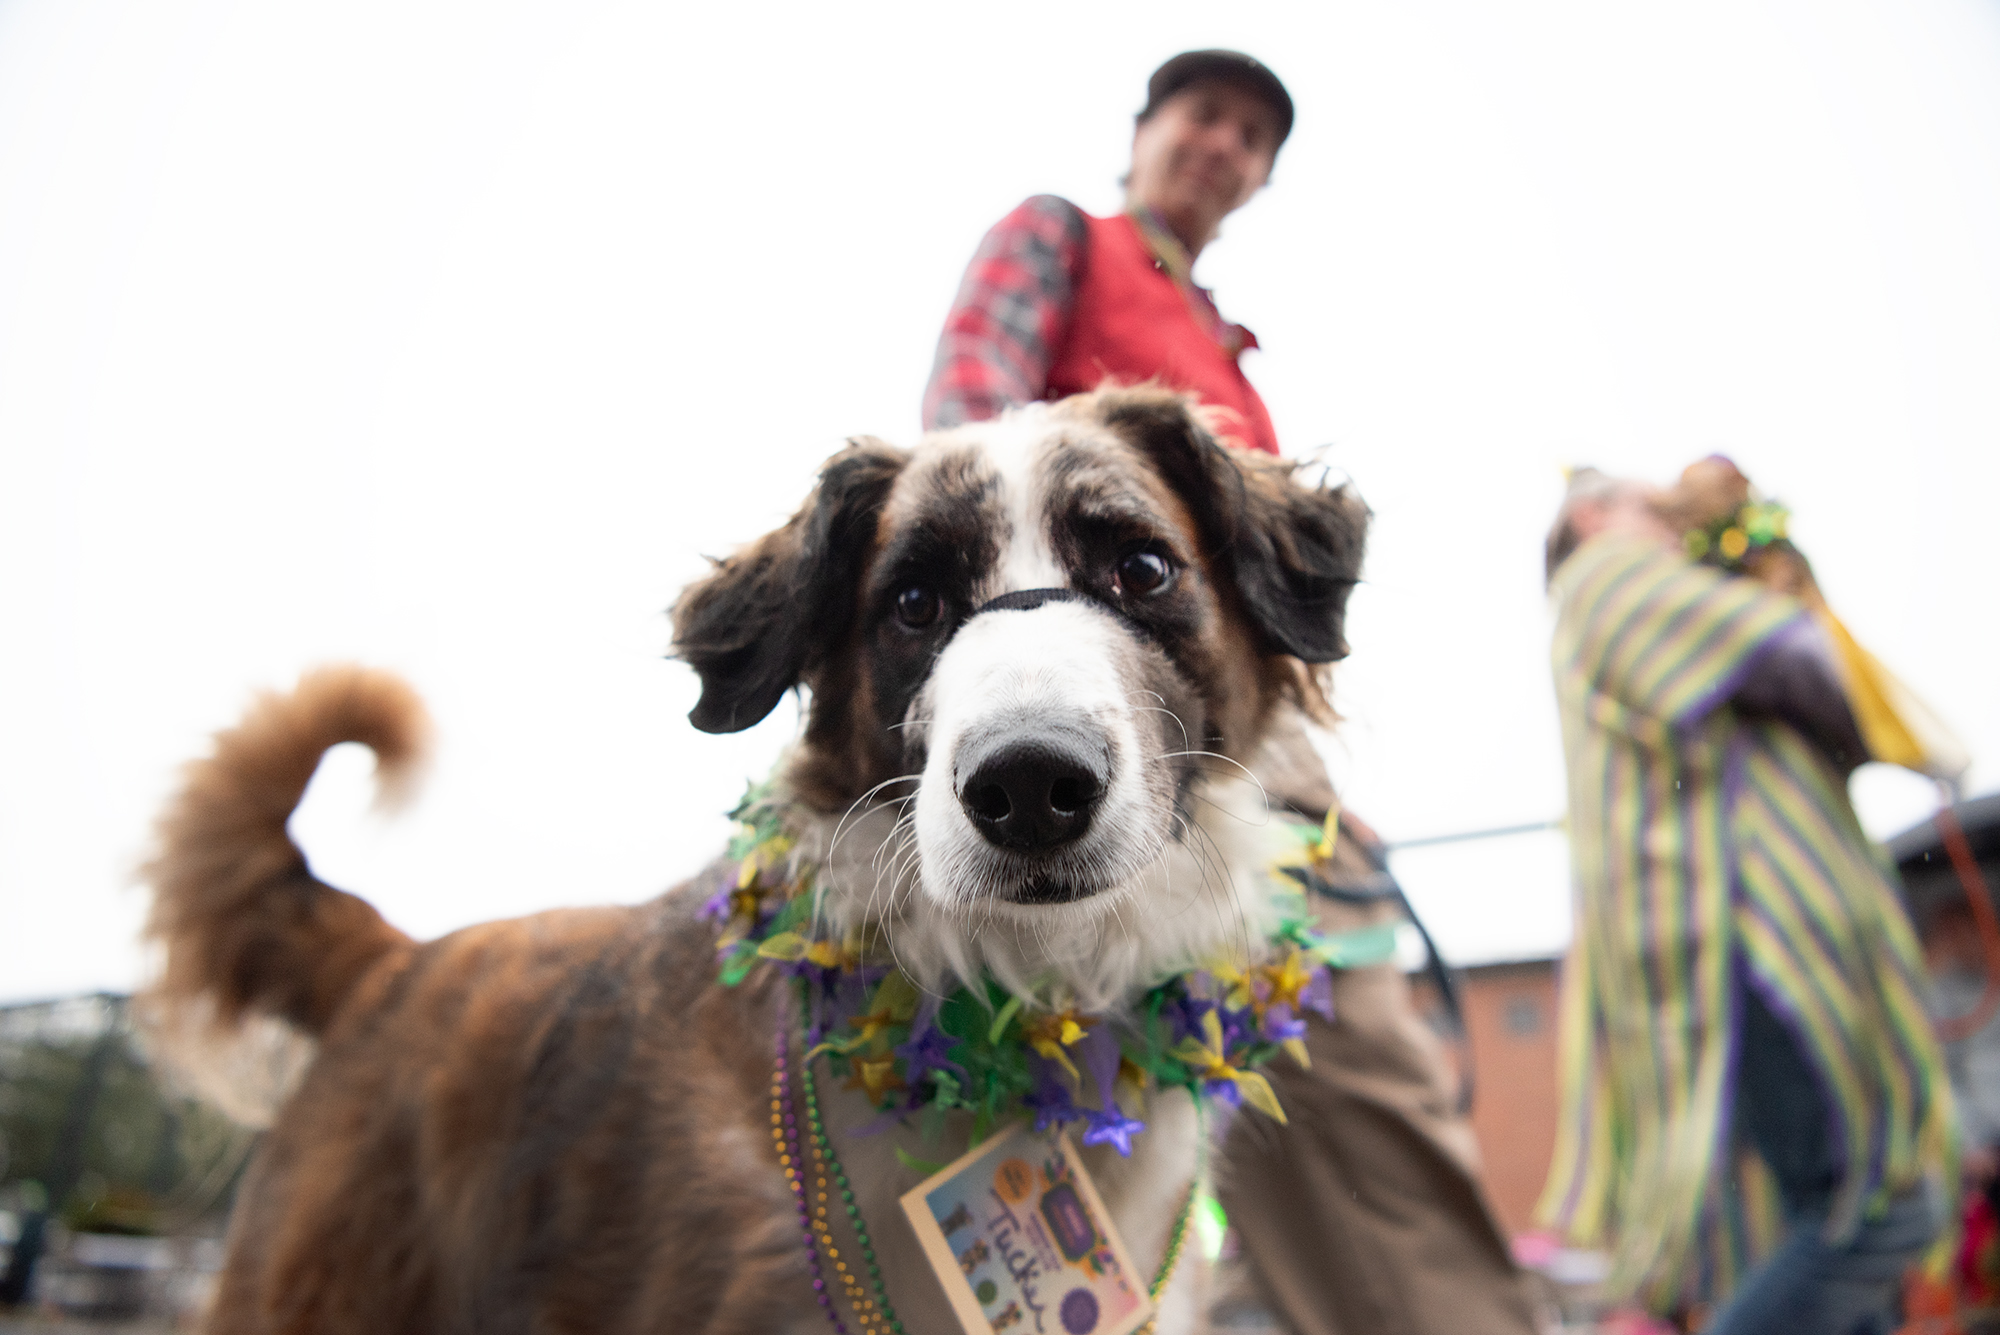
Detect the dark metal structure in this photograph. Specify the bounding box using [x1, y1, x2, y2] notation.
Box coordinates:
[1890, 791, 2000, 937]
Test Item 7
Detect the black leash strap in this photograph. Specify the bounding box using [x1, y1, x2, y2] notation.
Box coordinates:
[1280, 862, 1477, 1118]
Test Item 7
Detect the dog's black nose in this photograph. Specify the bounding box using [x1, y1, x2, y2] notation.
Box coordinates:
[957, 738, 1107, 853]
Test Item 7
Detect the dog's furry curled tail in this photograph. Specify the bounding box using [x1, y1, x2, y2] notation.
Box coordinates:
[145, 667, 428, 1067]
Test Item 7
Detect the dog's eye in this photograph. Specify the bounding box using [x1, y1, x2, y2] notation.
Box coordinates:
[1114, 550, 1175, 598]
[894, 586, 941, 628]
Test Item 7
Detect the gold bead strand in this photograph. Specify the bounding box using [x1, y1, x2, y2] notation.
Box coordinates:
[803, 1102, 882, 1334]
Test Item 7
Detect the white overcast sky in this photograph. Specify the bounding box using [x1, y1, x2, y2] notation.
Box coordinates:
[3, 1, 1997, 1002]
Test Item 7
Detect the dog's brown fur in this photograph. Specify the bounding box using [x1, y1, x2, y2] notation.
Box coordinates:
[146, 388, 1369, 1333]
[151, 668, 801, 1332]
[146, 667, 426, 1038]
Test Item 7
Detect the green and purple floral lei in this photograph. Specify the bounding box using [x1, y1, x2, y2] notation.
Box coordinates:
[704, 782, 1399, 1158]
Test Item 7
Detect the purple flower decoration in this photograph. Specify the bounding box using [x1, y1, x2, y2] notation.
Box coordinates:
[1204, 1078, 1243, 1107]
[1023, 1060, 1081, 1132]
[1080, 1107, 1146, 1157]
[1216, 1004, 1255, 1052]
[1262, 1003, 1307, 1046]
[834, 967, 879, 1013]
[1161, 992, 1216, 1045]
[1300, 964, 1336, 1021]
[786, 958, 843, 994]
[896, 1024, 966, 1090]
[1075, 1024, 1123, 1113]
[699, 885, 733, 922]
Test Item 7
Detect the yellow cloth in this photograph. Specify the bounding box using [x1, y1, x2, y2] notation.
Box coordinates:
[1812, 605, 1970, 782]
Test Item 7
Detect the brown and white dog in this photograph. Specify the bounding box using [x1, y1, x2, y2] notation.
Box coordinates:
[146, 386, 1367, 1334]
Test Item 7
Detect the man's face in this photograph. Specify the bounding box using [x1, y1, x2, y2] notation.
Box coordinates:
[1127, 79, 1281, 250]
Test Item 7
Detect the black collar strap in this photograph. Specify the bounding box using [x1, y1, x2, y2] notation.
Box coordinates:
[969, 586, 1154, 644]
[972, 587, 1095, 616]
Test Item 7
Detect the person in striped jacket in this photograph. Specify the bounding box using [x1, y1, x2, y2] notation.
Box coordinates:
[1538, 468, 1956, 1333]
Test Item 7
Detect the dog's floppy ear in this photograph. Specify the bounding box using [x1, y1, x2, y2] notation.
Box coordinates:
[1091, 387, 1369, 663]
[671, 439, 909, 733]
[1226, 449, 1370, 662]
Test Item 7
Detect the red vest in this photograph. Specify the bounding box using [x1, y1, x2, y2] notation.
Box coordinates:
[1046, 212, 1280, 456]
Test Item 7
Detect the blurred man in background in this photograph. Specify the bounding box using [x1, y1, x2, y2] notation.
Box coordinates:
[924, 50, 1536, 1335]
[1537, 467, 1956, 1334]
[925, 50, 1281, 455]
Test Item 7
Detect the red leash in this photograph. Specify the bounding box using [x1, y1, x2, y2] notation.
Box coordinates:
[1931, 791, 2000, 1043]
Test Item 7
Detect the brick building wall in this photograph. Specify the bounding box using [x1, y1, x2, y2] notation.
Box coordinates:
[1455, 958, 1562, 1235]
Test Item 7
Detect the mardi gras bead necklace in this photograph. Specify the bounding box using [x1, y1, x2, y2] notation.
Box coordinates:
[774, 1006, 1206, 1335]
[773, 1011, 902, 1334]
[717, 780, 1395, 1330]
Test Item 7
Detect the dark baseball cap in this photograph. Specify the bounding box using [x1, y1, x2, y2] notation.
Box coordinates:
[1139, 50, 1294, 148]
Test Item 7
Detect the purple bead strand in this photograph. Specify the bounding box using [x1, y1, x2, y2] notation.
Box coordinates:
[774, 1012, 848, 1334]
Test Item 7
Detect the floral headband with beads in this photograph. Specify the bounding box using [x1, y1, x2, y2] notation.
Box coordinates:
[1683, 499, 1791, 572]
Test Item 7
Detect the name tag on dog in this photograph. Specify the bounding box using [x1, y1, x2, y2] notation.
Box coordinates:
[900, 1122, 1153, 1335]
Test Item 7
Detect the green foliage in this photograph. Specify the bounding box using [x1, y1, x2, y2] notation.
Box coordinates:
[0, 1001, 249, 1235]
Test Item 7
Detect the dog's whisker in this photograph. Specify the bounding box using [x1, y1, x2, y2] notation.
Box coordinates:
[1163, 812, 1219, 920]
[1107, 898, 1134, 951]
[869, 807, 918, 873]
[867, 824, 919, 932]
[1183, 784, 1275, 829]
[1131, 701, 1193, 751]
[1185, 808, 1253, 963]
[830, 773, 923, 868]
[1163, 806, 1251, 967]
[1157, 750, 1270, 799]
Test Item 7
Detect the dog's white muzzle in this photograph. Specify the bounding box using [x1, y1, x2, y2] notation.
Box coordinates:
[911, 596, 1163, 909]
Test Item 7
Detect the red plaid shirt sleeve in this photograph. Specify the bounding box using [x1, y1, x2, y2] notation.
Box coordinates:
[922, 195, 1087, 430]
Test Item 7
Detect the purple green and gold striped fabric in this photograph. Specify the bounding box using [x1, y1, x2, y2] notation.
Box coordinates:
[1535, 534, 1956, 1311]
